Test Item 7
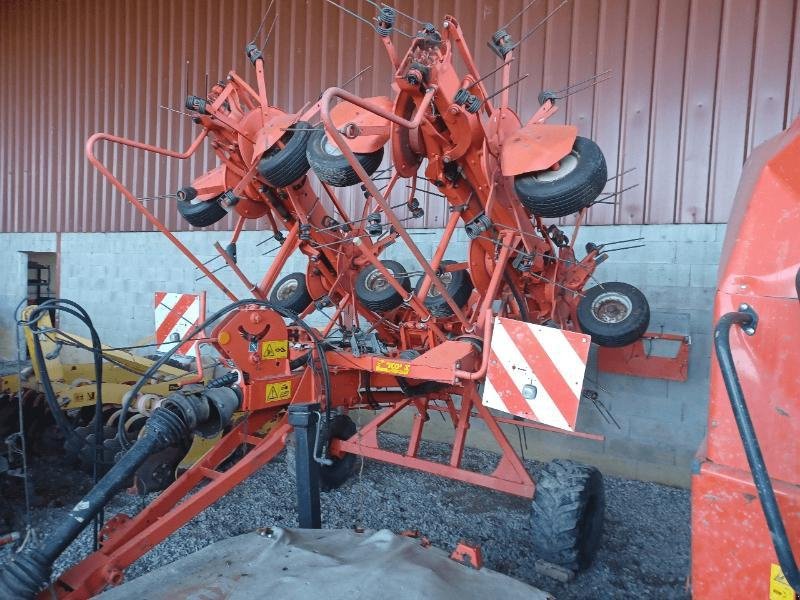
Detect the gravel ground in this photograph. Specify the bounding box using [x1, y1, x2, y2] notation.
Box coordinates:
[1, 433, 690, 599]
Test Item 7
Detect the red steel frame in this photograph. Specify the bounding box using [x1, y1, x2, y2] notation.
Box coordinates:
[50, 11, 683, 598]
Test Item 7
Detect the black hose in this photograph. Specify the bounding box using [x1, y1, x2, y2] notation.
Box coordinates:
[714, 310, 799, 593]
[27, 299, 107, 549]
[503, 270, 530, 322]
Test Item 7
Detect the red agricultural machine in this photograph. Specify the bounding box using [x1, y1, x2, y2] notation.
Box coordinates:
[691, 118, 800, 598]
[0, 5, 679, 598]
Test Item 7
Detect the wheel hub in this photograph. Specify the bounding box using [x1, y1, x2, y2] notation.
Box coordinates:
[427, 271, 453, 298]
[535, 151, 579, 182]
[365, 269, 391, 292]
[275, 279, 299, 301]
[590, 291, 632, 323]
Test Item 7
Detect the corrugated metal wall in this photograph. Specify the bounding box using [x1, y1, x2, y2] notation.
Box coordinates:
[1, 0, 799, 233]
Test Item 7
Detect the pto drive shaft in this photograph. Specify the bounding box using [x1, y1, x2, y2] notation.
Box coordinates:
[0, 385, 242, 599]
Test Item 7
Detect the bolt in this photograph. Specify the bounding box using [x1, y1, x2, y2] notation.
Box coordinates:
[251, 313, 262, 324]
[738, 303, 749, 311]
[744, 327, 755, 336]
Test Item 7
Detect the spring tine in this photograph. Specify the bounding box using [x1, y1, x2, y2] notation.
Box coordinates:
[467, 58, 516, 90]
[556, 69, 611, 94]
[195, 263, 228, 281]
[407, 185, 446, 198]
[261, 245, 281, 256]
[260, 12, 279, 52]
[591, 183, 639, 205]
[324, 0, 375, 29]
[553, 76, 613, 100]
[606, 167, 636, 182]
[340, 65, 372, 91]
[137, 192, 177, 201]
[483, 73, 529, 103]
[601, 244, 646, 253]
[159, 105, 194, 119]
[502, 0, 542, 31]
[512, 0, 569, 50]
[602, 236, 645, 246]
[252, 0, 276, 43]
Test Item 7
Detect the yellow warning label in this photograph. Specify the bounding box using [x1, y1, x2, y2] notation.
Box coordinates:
[770, 564, 796, 600]
[265, 380, 292, 403]
[261, 340, 288, 359]
[375, 359, 411, 376]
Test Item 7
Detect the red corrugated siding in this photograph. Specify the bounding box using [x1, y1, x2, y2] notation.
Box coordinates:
[0, 0, 798, 232]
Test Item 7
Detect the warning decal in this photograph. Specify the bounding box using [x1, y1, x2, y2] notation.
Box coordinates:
[375, 359, 411, 376]
[265, 380, 292, 403]
[770, 564, 795, 600]
[261, 340, 288, 360]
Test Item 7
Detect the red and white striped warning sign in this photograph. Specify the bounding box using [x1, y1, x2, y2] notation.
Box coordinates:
[482, 317, 590, 431]
[153, 292, 206, 357]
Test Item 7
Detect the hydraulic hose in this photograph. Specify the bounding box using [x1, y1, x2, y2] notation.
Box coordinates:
[714, 308, 799, 593]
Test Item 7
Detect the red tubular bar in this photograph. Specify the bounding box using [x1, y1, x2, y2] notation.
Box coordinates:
[85, 131, 239, 302]
[51, 412, 287, 598]
[318, 87, 473, 329]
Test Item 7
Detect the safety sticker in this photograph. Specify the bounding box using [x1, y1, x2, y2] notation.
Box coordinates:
[375, 359, 411, 376]
[770, 563, 795, 600]
[261, 340, 288, 359]
[265, 380, 292, 403]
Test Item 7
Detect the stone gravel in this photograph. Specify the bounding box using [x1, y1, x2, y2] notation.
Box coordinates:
[1, 433, 690, 599]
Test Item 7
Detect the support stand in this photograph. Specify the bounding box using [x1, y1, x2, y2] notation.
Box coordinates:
[288, 403, 322, 529]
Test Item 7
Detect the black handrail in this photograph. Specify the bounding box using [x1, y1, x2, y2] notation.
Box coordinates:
[714, 305, 799, 593]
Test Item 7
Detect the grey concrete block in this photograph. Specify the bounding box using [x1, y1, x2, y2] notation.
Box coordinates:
[689, 264, 719, 288]
[604, 437, 676, 466]
[628, 415, 682, 445]
[675, 241, 723, 265]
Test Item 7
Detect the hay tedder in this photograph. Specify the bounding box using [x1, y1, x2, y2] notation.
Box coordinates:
[0, 5, 688, 598]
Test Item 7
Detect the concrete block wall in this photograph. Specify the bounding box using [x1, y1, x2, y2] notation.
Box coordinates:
[0, 223, 726, 487]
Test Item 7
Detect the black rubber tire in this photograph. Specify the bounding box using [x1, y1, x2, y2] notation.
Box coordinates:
[354, 260, 411, 313]
[257, 121, 313, 188]
[416, 260, 473, 317]
[176, 195, 228, 227]
[306, 128, 385, 187]
[514, 136, 607, 218]
[269, 272, 313, 313]
[577, 281, 650, 348]
[285, 414, 358, 491]
[530, 459, 605, 572]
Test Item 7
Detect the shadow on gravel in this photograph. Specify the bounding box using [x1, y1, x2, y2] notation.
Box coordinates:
[1, 431, 691, 599]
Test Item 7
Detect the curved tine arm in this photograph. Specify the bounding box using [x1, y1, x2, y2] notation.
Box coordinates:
[85, 131, 239, 302]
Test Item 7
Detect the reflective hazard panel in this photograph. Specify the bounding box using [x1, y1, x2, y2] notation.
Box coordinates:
[482, 317, 590, 431]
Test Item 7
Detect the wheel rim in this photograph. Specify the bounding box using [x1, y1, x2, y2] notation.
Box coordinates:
[275, 279, 299, 301]
[533, 151, 579, 182]
[365, 268, 392, 292]
[323, 136, 344, 157]
[590, 291, 632, 323]
[427, 271, 453, 298]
